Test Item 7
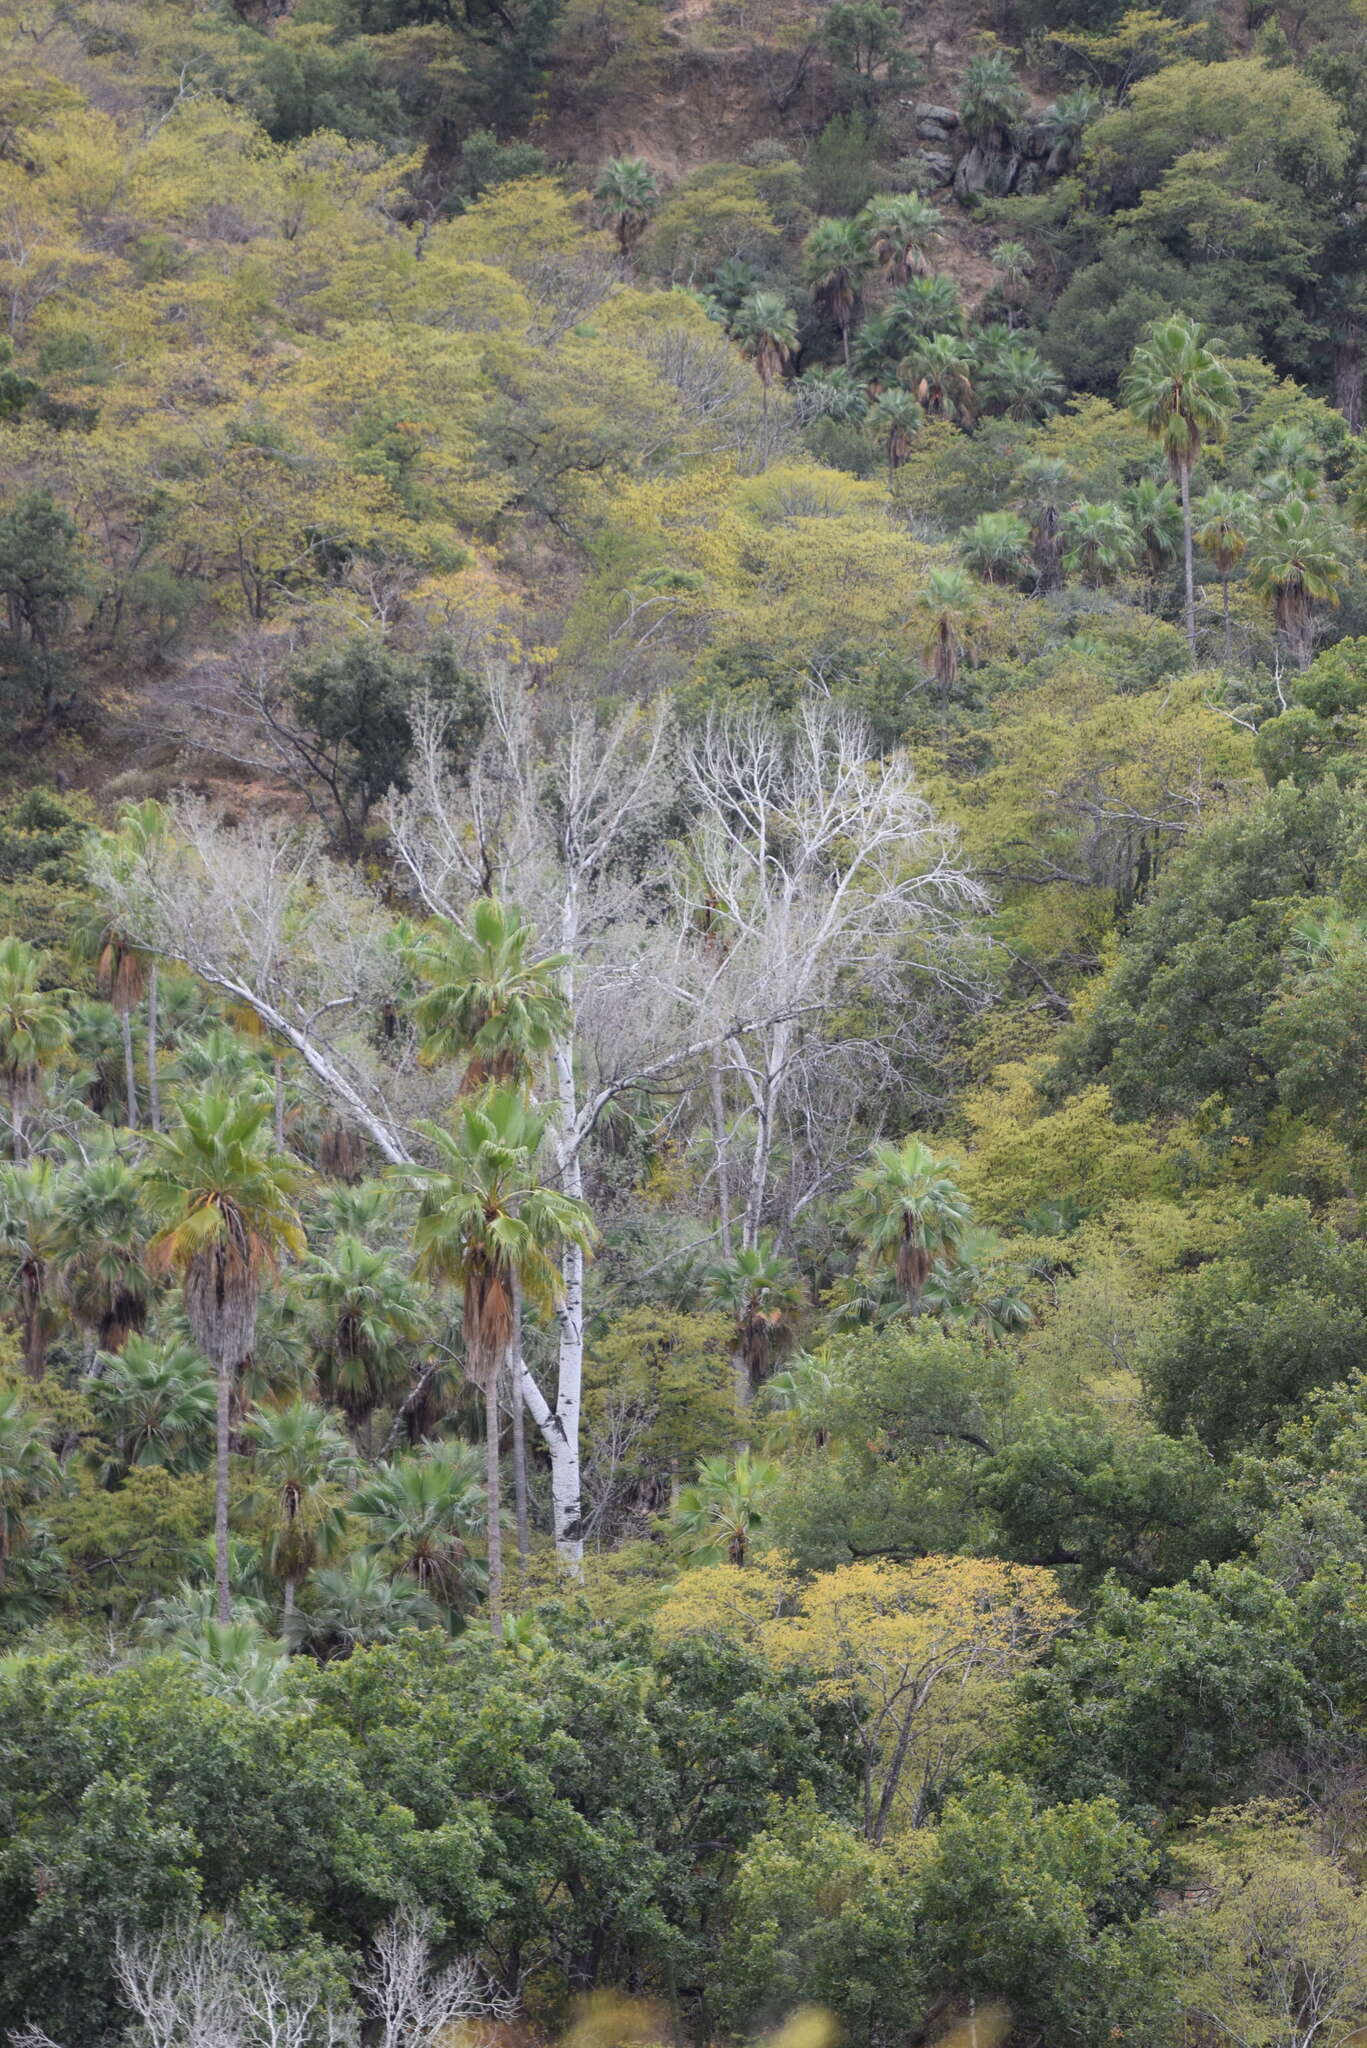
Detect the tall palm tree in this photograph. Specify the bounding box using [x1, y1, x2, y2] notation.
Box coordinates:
[908, 332, 976, 423]
[593, 156, 659, 259]
[0, 937, 69, 1160]
[989, 239, 1033, 327]
[142, 1092, 307, 1623]
[0, 1388, 60, 1592]
[407, 1088, 595, 1629]
[410, 898, 569, 1094]
[731, 291, 798, 410]
[113, 799, 170, 1131]
[978, 338, 1063, 422]
[54, 1151, 151, 1352]
[72, 901, 148, 1131]
[351, 1443, 488, 1611]
[701, 1238, 805, 1407]
[859, 193, 943, 285]
[1193, 485, 1253, 665]
[1062, 499, 1137, 587]
[802, 217, 872, 366]
[960, 510, 1031, 586]
[1016, 457, 1070, 593]
[671, 1449, 779, 1566]
[288, 1552, 441, 1661]
[1122, 313, 1235, 656]
[0, 1156, 62, 1378]
[1247, 497, 1350, 672]
[87, 1333, 215, 1483]
[915, 567, 979, 723]
[306, 1234, 429, 1448]
[848, 1135, 972, 1316]
[247, 1397, 356, 1628]
[887, 275, 963, 350]
[1125, 475, 1182, 592]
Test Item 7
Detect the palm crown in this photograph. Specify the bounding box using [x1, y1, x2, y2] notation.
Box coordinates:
[411, 897, 569, 1092]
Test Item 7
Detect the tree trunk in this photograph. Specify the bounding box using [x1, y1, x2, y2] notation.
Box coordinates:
[273, 1052, 286, 1148]
[710, 1043, 734, 1259]
[21, 1260, 43, 1378]
[485, 1369, 504, 1634]
[512, 1377, 529, 1583]
[120, 1004, 138, 1129]
[282, 1575, 295, 1639]
[1222, 576, 1231, 667]
[146, 961, 161, 1133]
[215, 1355, 232, 1624]
[1179, 458, 1196, 658]
[1334, 319, 1362, 435]
[8, 1080, 24, 1161]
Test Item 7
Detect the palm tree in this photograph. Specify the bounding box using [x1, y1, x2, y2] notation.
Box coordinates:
[960, 510, 1031, 586]
[113, 799, 169, 1131]
[72, 901, 148, 1131]
[54, 1151, 150, 1352]
[921, 1226, 1033, 1345]
[847, 1135, 972, 1316]
[1194, 485, 1254, 666]
[288, 1552, 441, 1661]
[978, 339, 1063, 422]
[1016, 457, 1070, 592]
[731, 291, 798, 410]
[671, 1449, 779, 1566]
[915, 567, 979, 722]
[1247, 498, 1351, 671]
[802, 217, 872, 366]
[990, 240, 1033, 326]
[1122, 313, 1236, 656]
[170, 1617, 291, 1712]
[859, 193, 943, 285]
[701, 1238, 805, 1407]
[1041, 87, 1101, 170]
[959, 49, 1027, 149]
[797, 365, 870, 427]
[1062, 500, 1137, 587]
[410, 898, 569, 1094]
[593, 156, 659, 258]
[852, 310, 902, 390]
[1125, 475, 1182, 591]
[0, 1388, 60, 1592]
[306, 1234, 429, 1448]
[0, 937, 69, 1159]
[407, 1088, 596, 1629]
[868, 389, 922, 471]
[1253, 423, 1324, 501]
[351, 1443, 488, 1611]
[887, 275, 963, 349]
[247, 1397, 355, 1629]
[908, 333, 976, 423]
[0, 1157, 62, 1378]
[141, 1092, 307, 1623]
[87, 1333, 215, 1482]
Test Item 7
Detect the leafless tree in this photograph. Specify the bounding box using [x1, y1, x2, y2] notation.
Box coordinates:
[354, 1908, 514, 2048]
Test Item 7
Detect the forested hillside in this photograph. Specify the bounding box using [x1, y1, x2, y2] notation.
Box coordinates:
[2, 0, 1367, 2044]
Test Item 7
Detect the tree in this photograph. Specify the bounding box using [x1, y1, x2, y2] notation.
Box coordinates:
[867, 388, 921, 470]
[908, 332, 976, 423]
[915, 567, 980, 716]
[305, 1235, 429, 1449]
[410, 896, 569, 1092]
[0, 1158, 61, 1380]
[731, 291, 798, 406]
[702, 1239, 805, 1407]
[55, 1153, 150, 1354]
[858, 193, 942, 286]
[0, 492, 87, 732]
[888, 275, 964, 349]
[0, 1388, 60, 1593]
[594, 156, 660, 258]
[247, 1397, 356, 1628]
[672, 1449, 781, 1566]
[1122, 313, 1236, 655]
[357, 1907, 513, 2048]
[848, 1136, 972, 1317]
[1062, 499, 1138, 586]
[73, 900, 150, 1132]
[408, 1087, 595, 1627]
[1194, 485, 1253, 665]
[989, 240, 1033, 326]
[0, 936, 69, 1159]
[960, 510, 1031, 585]
[141, 1093, 307, 1624]
[802, 217, 872, 367]
[1247, 497, 1351, 671]
[289, 1551, 441, 1659]
[1126, 474, 1182, 589]
[351, 1443, 488, 1610]
[1016, 457, 1071, 592]
[87, 1335, 216, 1484]
[977, 338, 1063, 422]
[959, 49, 1027, 147]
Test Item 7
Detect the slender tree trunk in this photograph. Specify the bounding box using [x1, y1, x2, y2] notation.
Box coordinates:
[146, 961, 161, 1133]
[710, 1044, 734, 1259]
[1334, 319, 1362, 435]
[1179, 458, 1196, 658]
[21, 1262, 43, 1378]
[733, 1344, 751, 1411]
[485, 1368, 503, 1634]
[282, 1576, 295, 1637]
[119, 1006, 138, 1129]
[510, 1274, 528, 1582]
[214, 1356, 232, 1624]
[1222, 575, 1231, 667]
[9, 1080, 24, 1161]
[273, 1052, 285, 1148]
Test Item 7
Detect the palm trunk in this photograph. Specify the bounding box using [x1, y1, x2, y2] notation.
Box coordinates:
[21, 1260, 43, 1378]
[273, 1052, 286, 1148]
[1179, 459, 1196, 658]
[120, 1005, 138, 1129]
[146, 961, 161, 1133]
[215, 1356, 232, 1624]
[9, 1080, 24, 1161]
[485, 1369, 503, 1634]
[512, 1377, 529, 1584]
[1222, 575, 1231, 666]
[710, 1043, 734, 1259]
[282, 1576, 295, 1639]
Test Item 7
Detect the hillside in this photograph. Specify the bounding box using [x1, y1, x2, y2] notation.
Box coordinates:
[2, 1, 1367, 2046]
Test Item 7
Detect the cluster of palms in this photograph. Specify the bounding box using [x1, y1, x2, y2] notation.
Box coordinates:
[947, 315, 1356, 666]
[0, 893, 595, 1654]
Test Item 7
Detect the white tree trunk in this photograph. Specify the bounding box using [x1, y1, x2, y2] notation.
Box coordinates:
[146, 960, 161, 1132]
